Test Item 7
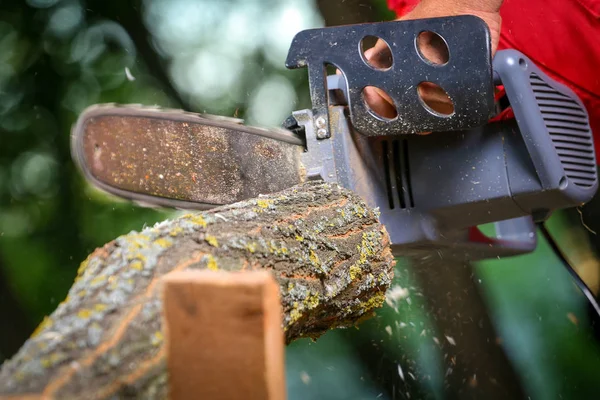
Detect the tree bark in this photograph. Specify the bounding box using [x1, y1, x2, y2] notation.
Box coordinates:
[0, 182, 395, 399]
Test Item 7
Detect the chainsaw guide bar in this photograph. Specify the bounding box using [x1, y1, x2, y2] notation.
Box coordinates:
[71, 104, 306, 210]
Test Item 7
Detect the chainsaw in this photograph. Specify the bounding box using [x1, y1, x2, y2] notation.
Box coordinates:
[70, 16, 598, 262]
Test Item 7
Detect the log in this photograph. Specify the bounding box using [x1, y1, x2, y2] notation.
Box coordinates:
[0, 181, 395, 399]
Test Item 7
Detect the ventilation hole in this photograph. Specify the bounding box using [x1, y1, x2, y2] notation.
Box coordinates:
[403, 139, 415, 208]
[551, 131, 592, 141]
[546, 123, 590, 133]
[544, 117, 588, 126]
[540, 108, 587, 119]
[533, 87, 570, 97]
[535, 95, 578, 105]
[556, 152, 595, 162]
[538, 102, 582, 111]
[563, 169, 595, 178]
[393, 141, 406, 209]
[552, 136, 592, 145]
[391, 140, 415, 209]
[382, 141, 394, 209]
[416, 31, 449, 65]
[562, 161, 596, 170]
[360, 35, 393, 70]
[362, 86, 398, 120]
[555, 143, 593, 152]
[417, 82, 454, 116]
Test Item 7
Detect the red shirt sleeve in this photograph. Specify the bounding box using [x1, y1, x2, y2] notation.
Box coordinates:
[386, 0, 419, 16]
[387, 0, 600, 163]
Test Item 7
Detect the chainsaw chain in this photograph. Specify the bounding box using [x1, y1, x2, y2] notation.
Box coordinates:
[76, 103, 305, 146]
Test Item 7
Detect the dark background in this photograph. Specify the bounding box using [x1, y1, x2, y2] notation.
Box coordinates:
[1, 0, 600, 398]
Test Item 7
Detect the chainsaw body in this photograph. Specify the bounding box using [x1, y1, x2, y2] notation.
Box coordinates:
[71, 16, 598, 261]
[292, 50, 598, 260]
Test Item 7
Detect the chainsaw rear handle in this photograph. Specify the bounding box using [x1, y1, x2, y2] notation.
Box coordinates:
[493, 49, 598, 205]
[451, 49, 598, 259]
[313, 49, 597, 260]
[445, 49, 598, 258]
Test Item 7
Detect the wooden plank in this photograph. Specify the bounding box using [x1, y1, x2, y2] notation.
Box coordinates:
[162, 270, 286, 400]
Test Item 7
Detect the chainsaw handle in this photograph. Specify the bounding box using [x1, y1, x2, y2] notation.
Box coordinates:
[288, 16, 495, 138]
[493, 49, 598, 207]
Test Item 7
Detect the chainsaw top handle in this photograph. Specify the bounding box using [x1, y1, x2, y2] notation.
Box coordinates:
[286, 15, 495, 138]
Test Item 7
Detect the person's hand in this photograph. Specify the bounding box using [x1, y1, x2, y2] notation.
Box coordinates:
[363, 0, 503, 127]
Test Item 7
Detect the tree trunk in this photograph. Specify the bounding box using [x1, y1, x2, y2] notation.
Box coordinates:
[0, 182, 395, 399]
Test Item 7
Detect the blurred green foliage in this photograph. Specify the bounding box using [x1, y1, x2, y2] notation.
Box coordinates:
[0, 0, 177, 358]
[0, 0, 322, 352]
[1, 0, 600, 398]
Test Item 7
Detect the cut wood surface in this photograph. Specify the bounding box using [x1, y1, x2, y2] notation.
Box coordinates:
[163, 270, 285, 400]
[0, 182, 395, 399]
